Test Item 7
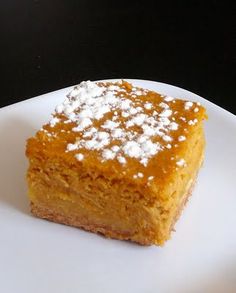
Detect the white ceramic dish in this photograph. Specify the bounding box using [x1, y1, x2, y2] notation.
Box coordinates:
[0, 79, 235, 293]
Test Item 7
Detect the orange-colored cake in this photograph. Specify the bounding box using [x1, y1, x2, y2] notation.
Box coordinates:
[26, 80, 207, 245]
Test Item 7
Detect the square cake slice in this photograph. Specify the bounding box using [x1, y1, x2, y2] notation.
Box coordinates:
[26, 80, 207, 245]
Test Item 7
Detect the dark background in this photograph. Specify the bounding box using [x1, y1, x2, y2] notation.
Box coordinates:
[1, 1, 235, 114]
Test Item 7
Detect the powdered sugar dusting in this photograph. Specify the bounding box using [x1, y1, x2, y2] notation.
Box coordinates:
[117, 155, 126, 164]
[51, 80, 201, 172]
[159, 109, 172, 117]
[178, 135, 186, 142]
[49, 117, 60, 127]
[164, 96, 174, 102]
[162, 135, 172, 142]
[184, 101, 193, 110]
[188, 119, 198, 125]
[75, 153, 84, 161]
[133, 172, 144, 179]
[102, 149, 116, 160]
[176, 159, 186, 167]
[169, 122, 178, 130]
[144, 102, 152, 110]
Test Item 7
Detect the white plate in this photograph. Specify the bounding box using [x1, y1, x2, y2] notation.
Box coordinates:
[0, 79, 236, 293]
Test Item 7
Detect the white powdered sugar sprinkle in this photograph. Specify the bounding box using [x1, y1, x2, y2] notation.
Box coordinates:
[188, 118, 198, 125]
[144, 102, 152, 110]
[117, 155, 126, 164]
[133, 172, 144, 179]
[49, 117, 60, 127]
[102, 149, 116, 160]
[159, 102, 169, 109]
[169, 122, 178, 130]
[159, 109, 172, 117]
[162, 135, 172, 142]
[178, 135, 186, 142]
[75, 153, 84, 161]
[52, 80, 200, 170]
[164, 96, 174, 102]
[176, 159, 186, 167]
[137, 172, 143, 178]
[184, 101, 193, 110]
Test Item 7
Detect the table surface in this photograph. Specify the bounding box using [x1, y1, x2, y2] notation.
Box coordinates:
[1, 1, 235, 114]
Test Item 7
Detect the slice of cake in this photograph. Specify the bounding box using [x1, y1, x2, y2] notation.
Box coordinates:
[26, 80, 207, 245]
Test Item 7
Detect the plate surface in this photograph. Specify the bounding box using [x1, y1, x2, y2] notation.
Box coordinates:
[0, 79, 236, 293]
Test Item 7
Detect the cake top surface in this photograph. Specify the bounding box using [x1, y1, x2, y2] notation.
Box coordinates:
[28, 80, 206, 184]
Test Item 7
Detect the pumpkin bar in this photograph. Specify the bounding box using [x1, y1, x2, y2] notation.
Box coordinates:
[26, 80, 207, 245]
